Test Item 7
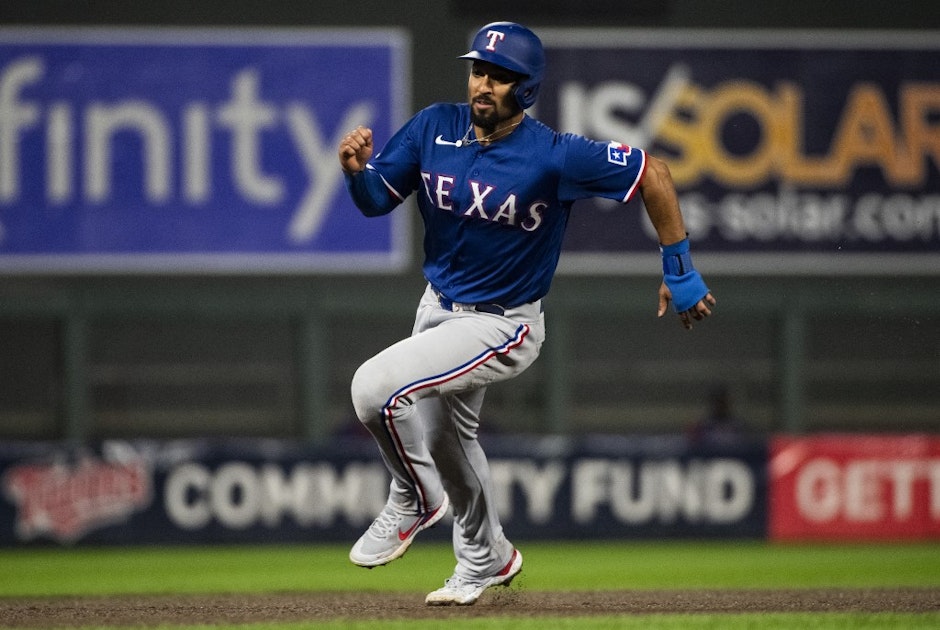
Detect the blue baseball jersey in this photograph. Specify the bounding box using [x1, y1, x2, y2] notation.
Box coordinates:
[363, 103, 647, 307]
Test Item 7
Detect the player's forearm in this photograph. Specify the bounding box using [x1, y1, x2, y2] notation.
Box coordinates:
[344, 169, 397, 217]
[639, 156, 687, 246]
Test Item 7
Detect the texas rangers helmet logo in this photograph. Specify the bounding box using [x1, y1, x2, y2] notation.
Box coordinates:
[607, 142, 633, 166]
[485, 30, 506, 51]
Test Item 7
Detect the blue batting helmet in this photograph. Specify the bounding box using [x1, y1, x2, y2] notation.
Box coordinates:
[458, 22, 545, 110]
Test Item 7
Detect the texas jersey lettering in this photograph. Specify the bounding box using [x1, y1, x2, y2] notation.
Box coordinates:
[419, 171, 548, 231]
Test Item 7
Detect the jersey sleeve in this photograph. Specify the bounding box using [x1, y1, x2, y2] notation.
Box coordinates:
[365, 108, 431, 202]
[344, 168, 399, 217]
[557, 135, 647, 204]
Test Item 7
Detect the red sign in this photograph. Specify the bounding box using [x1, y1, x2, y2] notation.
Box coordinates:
[770, 434, 940, 540]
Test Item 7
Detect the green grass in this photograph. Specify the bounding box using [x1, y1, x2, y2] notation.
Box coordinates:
[2, 541, 938, 629]
[1, 541, 937, 596]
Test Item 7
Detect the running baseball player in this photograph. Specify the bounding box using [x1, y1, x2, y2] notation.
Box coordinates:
[338, 21, 715, 606]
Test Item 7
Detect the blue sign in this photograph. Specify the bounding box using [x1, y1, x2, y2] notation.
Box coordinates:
[535, 30, 940, 275]
[0, 28, 410, 272]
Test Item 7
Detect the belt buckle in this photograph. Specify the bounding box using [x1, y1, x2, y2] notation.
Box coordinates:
[437, 294, 456, 312]
[436, 290, 504, 316]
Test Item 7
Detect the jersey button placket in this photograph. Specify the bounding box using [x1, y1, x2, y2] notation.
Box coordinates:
[471, 148, 484, 178]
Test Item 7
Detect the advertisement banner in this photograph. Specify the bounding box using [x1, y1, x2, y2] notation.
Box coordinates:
[0, 28, 410, 273]
[7, 434, 940, 545]
[535, 30, 940, 275]
[769, 434, 940, 540]
[0, 436, 767, 545]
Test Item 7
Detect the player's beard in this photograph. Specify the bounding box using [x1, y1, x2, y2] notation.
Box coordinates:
[470, 95, 521, 135]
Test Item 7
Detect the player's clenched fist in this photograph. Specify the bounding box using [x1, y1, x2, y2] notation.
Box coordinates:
[339, 126, 374, 175]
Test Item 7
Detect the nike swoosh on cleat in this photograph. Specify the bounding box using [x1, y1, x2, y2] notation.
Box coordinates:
[398, 507, 437, 541]
[435, 135, 461, 147]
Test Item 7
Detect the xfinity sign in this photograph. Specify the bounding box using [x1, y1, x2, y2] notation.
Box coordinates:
[0, 28, 410, 273]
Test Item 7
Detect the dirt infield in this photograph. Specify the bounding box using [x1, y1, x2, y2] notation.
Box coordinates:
[2, 587, 938, 628]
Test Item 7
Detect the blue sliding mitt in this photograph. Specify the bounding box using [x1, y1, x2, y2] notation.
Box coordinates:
[661, 237, 709, 313]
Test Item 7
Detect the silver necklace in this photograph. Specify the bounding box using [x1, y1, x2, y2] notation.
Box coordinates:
[456, 120, 522, 147]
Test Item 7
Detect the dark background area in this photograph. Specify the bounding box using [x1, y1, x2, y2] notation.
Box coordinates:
[0, 0, 937, 443]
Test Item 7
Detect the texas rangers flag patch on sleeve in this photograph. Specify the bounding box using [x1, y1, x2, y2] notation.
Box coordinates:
[607, 142, 633, 166]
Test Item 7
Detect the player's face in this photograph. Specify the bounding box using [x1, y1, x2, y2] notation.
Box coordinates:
[468, 61, 523, 131]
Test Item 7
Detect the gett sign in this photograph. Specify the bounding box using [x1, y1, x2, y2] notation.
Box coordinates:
[770, 435, 940, 540]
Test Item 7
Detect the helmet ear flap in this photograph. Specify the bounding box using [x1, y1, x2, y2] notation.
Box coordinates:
[514, 78, 540, 110]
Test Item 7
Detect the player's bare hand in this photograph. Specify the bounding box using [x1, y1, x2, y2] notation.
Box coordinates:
[657, 282, 716, 330]
[338, 126, 374, 174]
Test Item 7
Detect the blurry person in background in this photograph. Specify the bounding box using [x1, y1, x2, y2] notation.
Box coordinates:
[687, 385, 748, 448]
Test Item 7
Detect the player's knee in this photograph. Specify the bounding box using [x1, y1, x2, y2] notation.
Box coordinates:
[350, 359, 391, 426]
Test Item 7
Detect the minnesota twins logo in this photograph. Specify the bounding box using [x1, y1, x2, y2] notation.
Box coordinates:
[2, 457, 152, 543]
[607, 142, 633, 166]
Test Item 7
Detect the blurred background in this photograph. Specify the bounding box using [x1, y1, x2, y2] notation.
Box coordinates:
[0, 0, 937, 448]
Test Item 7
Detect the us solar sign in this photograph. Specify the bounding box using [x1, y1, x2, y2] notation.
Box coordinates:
[537, 30, 940, 275]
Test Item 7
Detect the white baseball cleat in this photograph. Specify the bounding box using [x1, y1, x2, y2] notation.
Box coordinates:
[425, 548, 522, 606]
[349, 494, 449, 568]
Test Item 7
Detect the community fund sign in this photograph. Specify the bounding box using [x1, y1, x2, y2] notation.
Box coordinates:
[0, 438, 766, 544]
[537, 30, 940, 274]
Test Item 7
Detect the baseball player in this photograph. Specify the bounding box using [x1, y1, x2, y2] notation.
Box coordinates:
[338, 21, 715, 606]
